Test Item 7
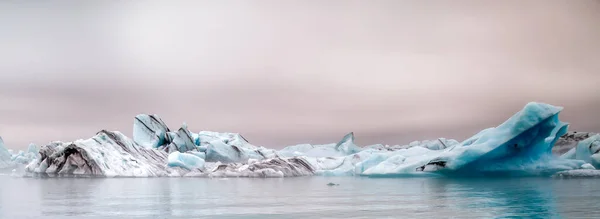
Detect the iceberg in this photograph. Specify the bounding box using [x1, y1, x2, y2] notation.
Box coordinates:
[26, 130, 174, 177]
[17, 102, 598, 178]
[358, 103, 586, 177]
[571, 134, 600, 168]
[300, 102, 589, 177]
[11, 143, 39, 165]
[0, 137, 13, 168]
[0, 137, 39, 169]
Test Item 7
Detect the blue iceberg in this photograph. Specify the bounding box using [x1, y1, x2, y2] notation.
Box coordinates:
[354, 103, 588, 177]
[20, 102, 598, 178]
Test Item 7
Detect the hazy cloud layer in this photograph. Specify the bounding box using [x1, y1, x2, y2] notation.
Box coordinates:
[1, 1, 599, 149]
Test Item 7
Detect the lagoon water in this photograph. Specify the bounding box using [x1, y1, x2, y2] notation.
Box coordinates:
[1, 174, 600, 218]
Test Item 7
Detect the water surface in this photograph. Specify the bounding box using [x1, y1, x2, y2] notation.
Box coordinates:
[1, 174, 599, 218]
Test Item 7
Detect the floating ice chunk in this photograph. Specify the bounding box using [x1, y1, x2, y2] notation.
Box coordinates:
[133, 114, 170, 148]
[574, 134, 600, 168]
[167, 151, 205, 170]
[26, 130, 173, 177]
[418, 103, 581, 176]
[356, 102, 586, 177]
[0, 137, 14, 169]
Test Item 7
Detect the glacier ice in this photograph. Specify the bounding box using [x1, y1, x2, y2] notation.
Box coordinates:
[205, 139, 251, 163]
[167, 151, 205, 170]
[26, 130, 174, 177]
[195, 157, 314, 178]
[304, 102, 593, 177]
[335, 132, 362, 155]
[133, 114, 170, 149]
[201, 131, 278, 163]
[0, 137, 39, 169]
[355, 103, 586, 177]
[163, 124, 197, 153]
[17, 102, 600, 178]
[572, 134, 600, 168]
[278, 132, 363, 158]
[0, 137, 13, 168]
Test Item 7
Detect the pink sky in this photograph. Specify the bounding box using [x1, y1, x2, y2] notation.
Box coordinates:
[1, 1, 599, 149]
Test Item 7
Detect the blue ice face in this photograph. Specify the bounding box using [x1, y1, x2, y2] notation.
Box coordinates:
[167, 151, 205, 170]
[133, 114, 170, 149]
[421, 103, 582, 176]
[357, 102, 587, 177]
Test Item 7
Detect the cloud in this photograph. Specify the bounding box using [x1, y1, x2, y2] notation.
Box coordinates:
[0, 1, 599, 149]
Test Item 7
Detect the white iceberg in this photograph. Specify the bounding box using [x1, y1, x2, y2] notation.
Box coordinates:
[19, 102, 598, 178]
[26, 130, 174, 177]
[0, 137, 13, 169]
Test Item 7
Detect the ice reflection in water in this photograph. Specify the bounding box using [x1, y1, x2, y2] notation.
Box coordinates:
[1, 175, 600, 218]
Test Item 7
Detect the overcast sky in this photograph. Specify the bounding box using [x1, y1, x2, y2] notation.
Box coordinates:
[1, 1, 599, 150]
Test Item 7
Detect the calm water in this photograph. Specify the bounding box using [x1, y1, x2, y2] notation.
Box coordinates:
[1, 174, 600, 219]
